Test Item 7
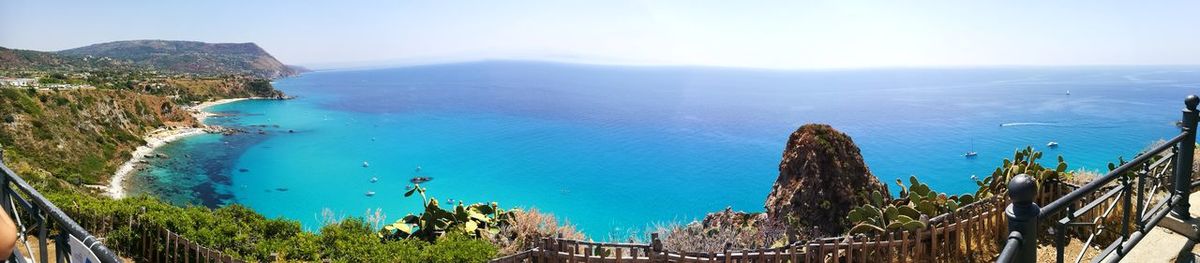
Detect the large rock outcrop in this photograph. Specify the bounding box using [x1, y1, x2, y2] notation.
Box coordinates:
[764, 124, 888, 237]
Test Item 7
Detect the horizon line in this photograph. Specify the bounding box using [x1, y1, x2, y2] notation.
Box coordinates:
[301, 58, 1200, 73]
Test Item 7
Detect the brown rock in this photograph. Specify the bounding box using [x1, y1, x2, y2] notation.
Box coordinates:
[764, 124, 889, 237]
[702, 206, 765, 229]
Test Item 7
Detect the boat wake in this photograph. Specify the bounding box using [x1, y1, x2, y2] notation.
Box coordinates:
[999, 122, 1124, 129]
[999, 122, 1064, 127]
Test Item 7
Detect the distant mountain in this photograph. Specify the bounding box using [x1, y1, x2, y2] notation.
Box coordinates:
[0, 46, 137, 71]
[58, 40, 300, 78]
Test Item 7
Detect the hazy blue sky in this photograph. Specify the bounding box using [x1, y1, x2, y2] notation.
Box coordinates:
[2, 0, 1199, 69]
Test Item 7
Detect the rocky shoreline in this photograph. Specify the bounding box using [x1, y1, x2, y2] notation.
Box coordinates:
[105, 97, 285, 198]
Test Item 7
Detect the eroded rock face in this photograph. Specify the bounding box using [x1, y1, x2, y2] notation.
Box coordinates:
[764, 124, 888, 237]
[702, 207, 765, 229]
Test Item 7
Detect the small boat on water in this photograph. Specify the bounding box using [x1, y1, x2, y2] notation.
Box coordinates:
[362, 161, 370, 168]
[414, 165, 422, 173]
[410, 176, 433, 184]
[370, 177, 378, 183]
[1047, 141, 1059, 148]
[365, 191, 375, 197]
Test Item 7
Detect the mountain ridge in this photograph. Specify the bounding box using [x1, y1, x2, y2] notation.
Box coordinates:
[56, 40, 303, 78]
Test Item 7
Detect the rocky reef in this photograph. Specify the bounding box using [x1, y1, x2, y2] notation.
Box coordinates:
[763, 124, 889, 238]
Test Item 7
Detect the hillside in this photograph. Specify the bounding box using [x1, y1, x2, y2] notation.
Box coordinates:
[0, 46, 139, 72]
[58, 40, 301, 78]
[0, 88, 196, 186]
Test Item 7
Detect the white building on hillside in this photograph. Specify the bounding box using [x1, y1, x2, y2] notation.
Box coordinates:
[0, 78, 37, 87]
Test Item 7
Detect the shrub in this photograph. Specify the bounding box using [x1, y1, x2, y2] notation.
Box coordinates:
[491, 208, 585, 255]
[647, 215, 790, 253]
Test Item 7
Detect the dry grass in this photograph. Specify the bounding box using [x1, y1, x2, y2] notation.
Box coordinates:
[645, 216, 791, 253]
[491, 208, 585, 255]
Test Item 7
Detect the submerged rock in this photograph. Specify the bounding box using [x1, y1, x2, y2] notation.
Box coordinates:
[763, 124, 889, 238]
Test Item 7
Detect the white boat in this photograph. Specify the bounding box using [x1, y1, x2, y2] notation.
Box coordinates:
[362, 161, 369, 168]
[1047, 141, 1059, 148]
[1066, 90, 1071, 95]
[365, 191, 376, 197]
[370, 177, 378, 183]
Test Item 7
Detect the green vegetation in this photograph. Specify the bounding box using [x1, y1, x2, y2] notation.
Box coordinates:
[0, 40, 520, 261]
[51, 193, 498, 262]
[972, 146, 1071, 200]
[381, 184, 513, 242]
[847, 177, 953, 234]
[0, 89, 192, 185]
[56, 40, 300, 78]
[846, 147, 1071, 235]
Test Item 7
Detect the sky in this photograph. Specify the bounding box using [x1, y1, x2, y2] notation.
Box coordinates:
[2, 0, 1199, 69]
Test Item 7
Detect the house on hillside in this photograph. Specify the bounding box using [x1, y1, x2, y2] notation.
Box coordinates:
[0, 78, 37, 87]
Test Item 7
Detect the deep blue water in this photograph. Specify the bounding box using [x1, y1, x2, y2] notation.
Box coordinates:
[130, 61, 1200, 237]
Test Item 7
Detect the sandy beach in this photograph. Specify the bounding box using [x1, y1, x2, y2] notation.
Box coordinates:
[106, 97, 256, 198]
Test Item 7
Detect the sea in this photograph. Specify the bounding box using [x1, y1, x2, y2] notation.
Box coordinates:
[127, 61, 1200, 238]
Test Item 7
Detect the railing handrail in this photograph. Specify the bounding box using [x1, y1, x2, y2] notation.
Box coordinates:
[1038, 132, 1187, 218]
[0, 160, 122, 263]
[997, 94, 1200, 263]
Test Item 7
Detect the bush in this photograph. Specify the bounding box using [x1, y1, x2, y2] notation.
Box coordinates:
[48, 188, 502, 262]
[491, 208, 585, 255]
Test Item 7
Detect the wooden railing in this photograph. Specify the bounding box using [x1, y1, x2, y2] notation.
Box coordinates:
[65, 209, 248, 263]
[492, 182, 1095, 263]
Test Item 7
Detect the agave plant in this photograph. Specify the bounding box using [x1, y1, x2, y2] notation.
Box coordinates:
[973, 147, 1069, 200]
[380, 183, 514, 242]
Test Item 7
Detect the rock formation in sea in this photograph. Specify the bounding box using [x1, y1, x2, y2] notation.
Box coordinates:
[763, 124, 889, 238]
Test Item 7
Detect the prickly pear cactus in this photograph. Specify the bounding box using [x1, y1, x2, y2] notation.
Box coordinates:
[973, 147, 1069, 200]
[846, 175, 976, 234]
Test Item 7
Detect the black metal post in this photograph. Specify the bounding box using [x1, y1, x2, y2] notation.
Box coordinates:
[1055, 221, 1066, 263]
[1006, 174, 1040, 263]
[0, 145, 7, 214]
[1136, 165, 1147, 232]
[1173, 95, 1199, 220]
[1120, 174, 1131, 244]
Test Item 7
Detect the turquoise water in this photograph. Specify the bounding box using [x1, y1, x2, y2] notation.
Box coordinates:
[131, 61, 1200, 237]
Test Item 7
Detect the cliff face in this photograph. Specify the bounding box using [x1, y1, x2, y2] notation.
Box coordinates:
[0, 89, 195, 185]
[764, 124, 888, 237]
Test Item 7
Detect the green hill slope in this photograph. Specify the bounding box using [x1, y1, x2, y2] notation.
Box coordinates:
[58, 40, 301, 78]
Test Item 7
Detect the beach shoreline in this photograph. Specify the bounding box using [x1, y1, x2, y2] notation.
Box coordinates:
[106, 97, 260, 199]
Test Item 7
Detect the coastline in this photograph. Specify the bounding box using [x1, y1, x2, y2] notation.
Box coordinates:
[106, 97, 256, 199]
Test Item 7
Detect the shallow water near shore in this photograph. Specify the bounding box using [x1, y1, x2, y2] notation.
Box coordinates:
[131, 61, 1200, 237]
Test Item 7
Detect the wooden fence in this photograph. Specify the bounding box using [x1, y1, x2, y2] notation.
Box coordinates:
[55, 180, 1134, 262]
[491, 180, 1128, 263]
[66, 209, 249, 263]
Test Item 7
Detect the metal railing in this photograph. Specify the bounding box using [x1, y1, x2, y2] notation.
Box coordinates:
[0, 152, 122, 263]
[997, 95, 1200, 263]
